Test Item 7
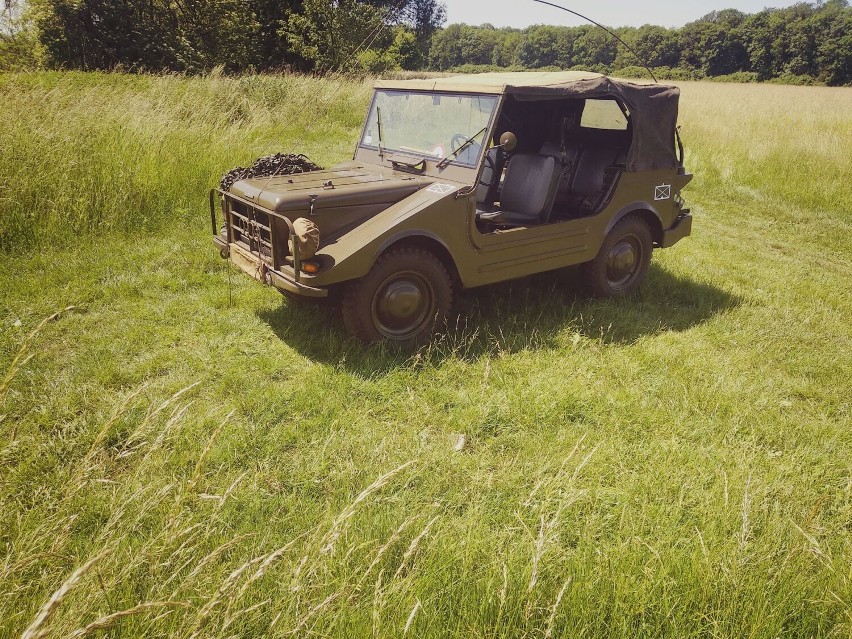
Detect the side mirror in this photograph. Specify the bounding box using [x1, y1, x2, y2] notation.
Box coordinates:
[499, 131, 518, 152]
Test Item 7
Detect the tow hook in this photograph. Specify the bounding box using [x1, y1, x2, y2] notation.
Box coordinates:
[258, 262, 272, 285]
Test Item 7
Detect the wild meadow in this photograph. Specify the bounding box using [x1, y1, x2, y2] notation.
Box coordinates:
[0, 72, 850, 638]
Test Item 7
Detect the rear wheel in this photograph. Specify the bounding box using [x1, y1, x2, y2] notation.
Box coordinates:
[342, 248, 453, 345]
[581, 216, 652, 298]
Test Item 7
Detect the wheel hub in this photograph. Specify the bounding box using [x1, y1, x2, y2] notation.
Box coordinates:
[380, 282, 422, 322]
[606, 239, 639, 286]
[372, 273, 435, 339]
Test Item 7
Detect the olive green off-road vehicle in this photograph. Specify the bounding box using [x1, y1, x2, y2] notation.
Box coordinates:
[211, 71, 693, 344]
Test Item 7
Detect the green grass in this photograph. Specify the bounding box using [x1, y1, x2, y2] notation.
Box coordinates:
[1, 72, 850, 638]
[0, 71, 371, 252]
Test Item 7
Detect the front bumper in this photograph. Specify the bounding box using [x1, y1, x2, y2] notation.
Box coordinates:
[661, 211, 692, 248]
[211, 185, 329, 300]
[215, 237, 328, 298]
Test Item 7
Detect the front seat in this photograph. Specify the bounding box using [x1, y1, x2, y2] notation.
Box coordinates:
[478, 153, 561, 226]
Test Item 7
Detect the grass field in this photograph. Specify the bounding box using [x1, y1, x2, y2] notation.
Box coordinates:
[1, 72, 851, 638]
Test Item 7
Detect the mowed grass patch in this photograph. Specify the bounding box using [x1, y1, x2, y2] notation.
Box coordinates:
[1, 74, 850, 638]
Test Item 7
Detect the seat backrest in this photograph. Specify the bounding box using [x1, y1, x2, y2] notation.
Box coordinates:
[540, 141, 582, 169]
[500, 154, 562, 223]
[570, 146, 621, 196]
[540, 141, 582, 202]
[476, 147, 501, 204]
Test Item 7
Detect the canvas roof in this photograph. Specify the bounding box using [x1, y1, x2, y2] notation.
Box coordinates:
[375, 72, 682, 172]
[374, 71, 611, 94]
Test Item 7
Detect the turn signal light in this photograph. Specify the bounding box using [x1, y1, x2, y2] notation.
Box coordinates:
[301, 261, 320, 274]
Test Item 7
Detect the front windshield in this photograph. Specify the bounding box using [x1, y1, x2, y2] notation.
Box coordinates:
[360, 90, 498, 167]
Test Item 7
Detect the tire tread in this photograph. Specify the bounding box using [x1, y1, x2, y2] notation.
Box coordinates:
[581, 215, 652, 298]
[341, 247, 453, 344]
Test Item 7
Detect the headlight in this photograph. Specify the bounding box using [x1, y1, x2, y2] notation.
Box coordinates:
[289, 217, 320, 258]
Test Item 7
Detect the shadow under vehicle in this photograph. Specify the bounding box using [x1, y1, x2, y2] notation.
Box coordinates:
[211, 71, 693, 345]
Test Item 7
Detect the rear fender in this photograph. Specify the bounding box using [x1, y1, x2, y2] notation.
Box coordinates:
[605, 202, 664, 245]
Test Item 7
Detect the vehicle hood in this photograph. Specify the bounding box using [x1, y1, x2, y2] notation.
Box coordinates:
[228, 162, 434, 215]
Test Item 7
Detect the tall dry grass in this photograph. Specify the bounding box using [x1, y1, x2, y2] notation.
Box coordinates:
[0, 71, 372, 251]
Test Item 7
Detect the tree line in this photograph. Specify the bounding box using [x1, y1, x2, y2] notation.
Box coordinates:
[1, 0, 446, 73]
[430, 2, 851, 86]
[1, 0, 850, 85]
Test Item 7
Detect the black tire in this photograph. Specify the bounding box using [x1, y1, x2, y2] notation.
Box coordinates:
[342, 247, 453, 345]
[581, 216, 652, 298]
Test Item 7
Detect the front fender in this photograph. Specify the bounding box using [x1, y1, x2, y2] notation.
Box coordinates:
[375, 229, 453, 260]
[307, 185, 464, 287]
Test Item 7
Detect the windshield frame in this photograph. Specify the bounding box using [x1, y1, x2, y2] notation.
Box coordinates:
[354, 89, 501, 179]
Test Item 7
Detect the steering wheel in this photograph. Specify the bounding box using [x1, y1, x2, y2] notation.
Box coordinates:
[450, 133, 482, 165]
[450, 133, 468, 152]
[478, 150, 496, 188]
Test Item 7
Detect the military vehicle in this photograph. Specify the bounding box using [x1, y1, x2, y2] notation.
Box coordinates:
[211, 71, 692, 344]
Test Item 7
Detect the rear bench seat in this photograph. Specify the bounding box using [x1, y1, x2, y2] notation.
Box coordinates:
[541, 142, 627, 214]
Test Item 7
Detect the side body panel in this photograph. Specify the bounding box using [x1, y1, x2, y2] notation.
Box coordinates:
[457, 169, 681, 287]
[301, 167, 690, 291]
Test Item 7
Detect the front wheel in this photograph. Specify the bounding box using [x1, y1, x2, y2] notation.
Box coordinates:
[581, 216, 652, 298]
[342, 247, 453, 345]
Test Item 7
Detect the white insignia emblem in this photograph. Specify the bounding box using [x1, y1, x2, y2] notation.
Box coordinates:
[427, 183, 455, 195]
[655, 184, 672, 201]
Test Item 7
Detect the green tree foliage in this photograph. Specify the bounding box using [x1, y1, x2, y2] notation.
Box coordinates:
[22, 0, 445, 73]
[429, 23, 504, 70]
[429, 24, 463, 70]
[516, 26, 561, 68]
[813, 1, 852, 85]
[1, 0, 40, 70]
[8, 0, 851, 84]
[399, 0, 445, 68]
[428, 1, 851, 86]
[679, 20, 748, 76]
[246, 0, 306, 70]
[283, 0, 388, 71]
[283, 0, 443, 72]
[572, 26, 618, 69]
[29, 0, 261, 72]
[638, 25, 680, 68]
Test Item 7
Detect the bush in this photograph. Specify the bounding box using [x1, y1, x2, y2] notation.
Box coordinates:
[707, 72, 761, 84]
[767, 73, 822, 86]
[378, 70, 448, 80]
[447, 64, 507, 74]
[611, 66, 654, 80]
[357, 49, 400, 74]
[0, 31, 40, 72]
[569, 63, 611, 75]
[654, 66, 702, 81]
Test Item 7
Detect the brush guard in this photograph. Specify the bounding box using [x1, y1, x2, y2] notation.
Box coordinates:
[210, 188, 327, 298]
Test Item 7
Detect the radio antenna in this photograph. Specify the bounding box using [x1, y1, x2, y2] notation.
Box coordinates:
[531, 0, 686, 163]
[530, 0, 659, 83]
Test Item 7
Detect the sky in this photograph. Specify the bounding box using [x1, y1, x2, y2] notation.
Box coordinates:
[443, 0, 801, 29]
